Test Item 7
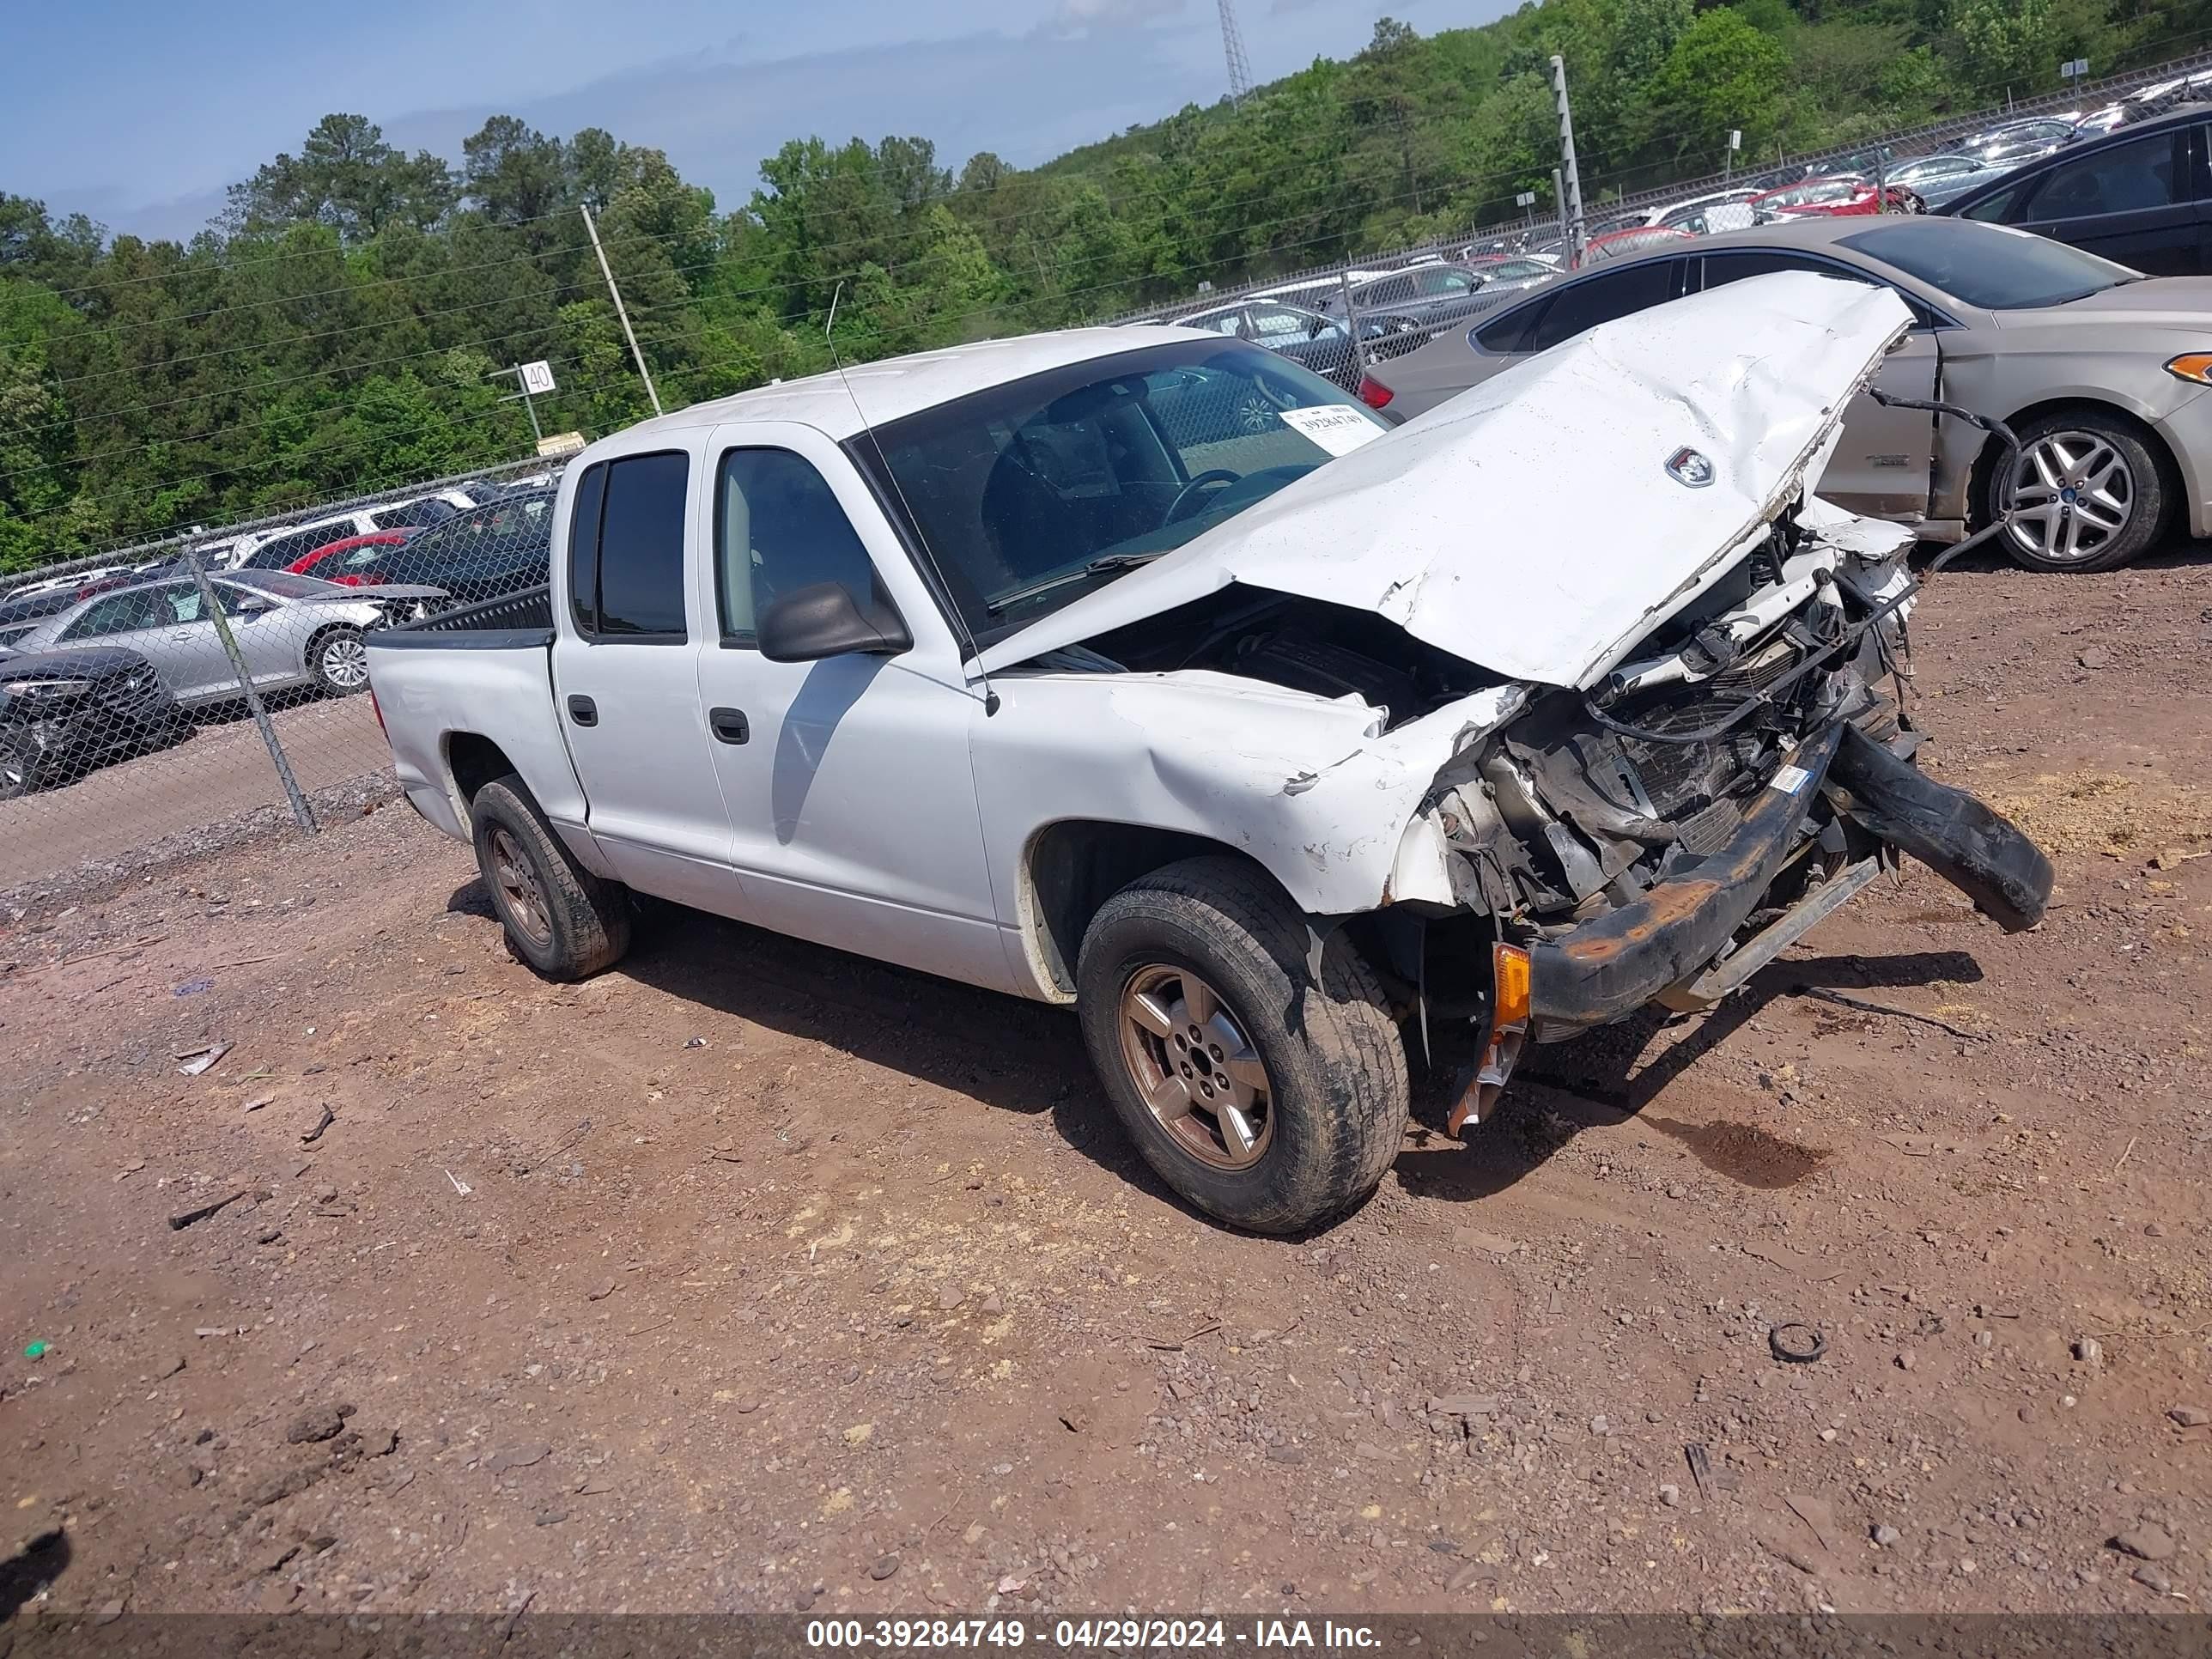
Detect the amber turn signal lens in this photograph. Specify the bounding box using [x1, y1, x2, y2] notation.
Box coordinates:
[1492, 942, 1532, 1032]
[2165, 352, 2212, 386]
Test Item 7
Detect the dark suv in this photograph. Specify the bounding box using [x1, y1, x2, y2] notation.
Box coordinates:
[1939, 103, 2212, 276]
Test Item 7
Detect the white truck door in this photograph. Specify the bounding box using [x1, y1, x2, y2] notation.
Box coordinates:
[691, 423, 1013, 994]
[550, 441, 748, 918]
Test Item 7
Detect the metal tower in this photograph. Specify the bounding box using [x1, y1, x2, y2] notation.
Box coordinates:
[1218, 0, 1255, 103]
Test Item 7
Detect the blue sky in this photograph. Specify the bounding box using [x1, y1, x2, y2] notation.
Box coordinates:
[3, 0, 1493, 240]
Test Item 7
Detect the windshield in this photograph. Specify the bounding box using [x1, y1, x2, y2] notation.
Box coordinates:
[849, 339, 1387, 643]
[1840, 217, 2140, 307]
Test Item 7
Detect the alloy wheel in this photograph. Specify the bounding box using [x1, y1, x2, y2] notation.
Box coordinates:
[1117, 963, 1273, 1170]
[488, 826, 553, 947]
[320, 633, 370, 690]
[2005, 430, 2135, 565]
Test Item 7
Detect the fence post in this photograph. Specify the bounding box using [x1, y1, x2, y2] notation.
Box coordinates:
[180, 550, 316, 835]
[1337, 270, 1371, 374]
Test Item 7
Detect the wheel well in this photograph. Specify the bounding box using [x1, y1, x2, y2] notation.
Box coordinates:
[1967, 397, 2183, 529]
[445, 732, 517, 824]
[1023, 822, 1285, 998]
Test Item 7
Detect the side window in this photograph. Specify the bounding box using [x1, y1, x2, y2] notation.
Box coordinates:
[1529, 262, 1678, 352]
[64, 591, 155, 641]
[1415, 267, 1474, 296]
[374, 497, 453, 529]
[1474, 298, 1544, 355]
[716, 450, 886, 643]
[580, 452, 690, 638]
[1961, 182, 2025, 222]
[1248, 307, 1311, 341]
[2023, 133, 2177, 219]
[1370, 276, 1416, 305]
[155, 582, 210, 624]
[1701, 251, 1867, 287]
[243, 527, 332, 569]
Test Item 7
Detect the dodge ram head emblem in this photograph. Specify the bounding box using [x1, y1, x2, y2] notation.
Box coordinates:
[1666, 447, 1716, 488]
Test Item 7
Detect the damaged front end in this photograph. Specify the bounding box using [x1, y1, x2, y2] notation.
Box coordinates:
[1424, 498, 2050, 1128]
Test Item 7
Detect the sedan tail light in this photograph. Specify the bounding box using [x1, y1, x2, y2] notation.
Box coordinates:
[1357, 375, 1395, 410]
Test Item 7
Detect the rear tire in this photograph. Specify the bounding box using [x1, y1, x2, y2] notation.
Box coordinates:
[1076, 855, 1409, 1234]
[470, 774, 631, 980]
[308, 625, 370, 696]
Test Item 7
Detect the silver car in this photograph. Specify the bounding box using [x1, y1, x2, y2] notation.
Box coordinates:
[1887, 152, 2010, 208]
[1360, 216, 2212, 572]
[1, 570, 444, 705]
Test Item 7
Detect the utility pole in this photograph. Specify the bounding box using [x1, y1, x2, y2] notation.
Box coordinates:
[1552, 167, 1568, 257]
[580, 204, 663, 417]
[1549, 56, 1588, 268]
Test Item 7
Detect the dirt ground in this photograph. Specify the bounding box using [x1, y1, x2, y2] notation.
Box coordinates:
[3, 547, 2210, 1627]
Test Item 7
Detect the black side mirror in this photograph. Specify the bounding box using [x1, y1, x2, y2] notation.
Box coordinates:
[757, 581, 911, 665]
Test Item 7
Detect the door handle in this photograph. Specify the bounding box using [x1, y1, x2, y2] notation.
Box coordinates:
[567, 695, 598, 727]
[709, 706, 749, 745]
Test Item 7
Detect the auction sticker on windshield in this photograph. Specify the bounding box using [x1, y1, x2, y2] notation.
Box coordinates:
[1277, 404, 1385, 456]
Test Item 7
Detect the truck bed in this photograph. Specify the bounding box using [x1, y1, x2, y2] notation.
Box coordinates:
[364, 584, 593, 842]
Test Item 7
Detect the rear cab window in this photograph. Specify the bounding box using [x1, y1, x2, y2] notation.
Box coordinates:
[566, 452, 691, 641]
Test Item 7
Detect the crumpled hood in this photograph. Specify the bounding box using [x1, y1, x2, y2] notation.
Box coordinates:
[981, 270, 1912, 689]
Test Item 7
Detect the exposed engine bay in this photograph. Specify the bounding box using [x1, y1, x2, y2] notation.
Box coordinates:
[1057, 494, 1921, 945]
[1425, 507, 1917, 932]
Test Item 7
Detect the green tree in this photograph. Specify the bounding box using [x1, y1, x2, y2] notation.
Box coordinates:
[461, 116, 569, 226]
[227, 114, 455, 240]
[1948, 0, 2058, 94]
[1638, 8, 1792, 164]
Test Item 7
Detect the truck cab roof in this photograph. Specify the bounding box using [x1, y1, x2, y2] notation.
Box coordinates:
[603, 325, 1203, 449]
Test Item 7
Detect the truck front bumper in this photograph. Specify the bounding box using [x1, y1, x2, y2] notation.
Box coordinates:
[1524, 721, 2051, 1032]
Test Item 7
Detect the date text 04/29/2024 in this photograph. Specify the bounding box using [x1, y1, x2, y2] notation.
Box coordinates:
[803, 1620, 1382, 1650]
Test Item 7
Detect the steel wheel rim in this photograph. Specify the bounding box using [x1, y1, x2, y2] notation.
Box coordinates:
[2005, 430, 2135, 563]
[488, 825, 552, 947]
[321, 634, 369, 689]
[1117, 963, 1273, 1171]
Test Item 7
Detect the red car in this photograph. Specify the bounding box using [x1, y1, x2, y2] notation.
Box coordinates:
[1577, 224, 1693, 266]
[288, 531, 416, 586]
[1751, 176, 1923, 218]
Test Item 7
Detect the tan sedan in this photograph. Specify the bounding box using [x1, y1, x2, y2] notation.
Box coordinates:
[1359, 216, 2212, 571]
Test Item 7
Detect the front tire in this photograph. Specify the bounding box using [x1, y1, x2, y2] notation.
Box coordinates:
[1988, 410, 2168, 574]
[470, 774, 631, 980]
[1076, 856, 1409, 1234]
[308, 625, 370, 696]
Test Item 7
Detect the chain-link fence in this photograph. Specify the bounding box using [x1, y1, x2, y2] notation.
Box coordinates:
[0, 455, 556, 892]
[6, 41, 2211, 896]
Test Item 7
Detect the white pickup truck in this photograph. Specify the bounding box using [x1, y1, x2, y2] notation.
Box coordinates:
[368, 273, 2050, 1233]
